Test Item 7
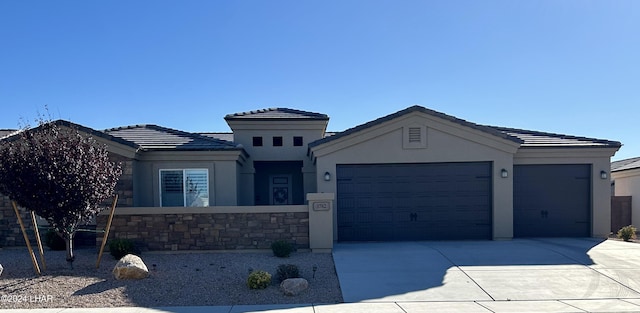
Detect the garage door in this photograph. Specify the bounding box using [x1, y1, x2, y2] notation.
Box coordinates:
[337, 162, 492, 241]
[514, 164, 591, 237]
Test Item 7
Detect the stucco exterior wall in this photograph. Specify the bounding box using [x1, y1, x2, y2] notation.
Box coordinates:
[612, 168, 640, 227]
[134, 151, 243, 206]
[228, 120, 326, 205]
[312, 114, 519, 240]
[513, 148, 618, 238]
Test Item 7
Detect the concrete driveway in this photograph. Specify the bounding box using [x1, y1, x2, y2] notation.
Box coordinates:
[333, 238, 640, 311]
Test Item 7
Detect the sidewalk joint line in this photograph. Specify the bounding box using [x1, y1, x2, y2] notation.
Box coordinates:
[431, 246, 496, 301]
[524, 239, 640, 296]
[394, 301, 408, 313]
[558, 299, 589, 312]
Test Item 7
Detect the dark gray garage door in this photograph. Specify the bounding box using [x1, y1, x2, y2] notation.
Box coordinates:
[514, 164, 591, 237]
[337, 162, 492, 241]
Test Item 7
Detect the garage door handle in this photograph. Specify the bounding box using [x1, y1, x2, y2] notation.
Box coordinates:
[541, 210, 549, 218]
[410, 213, 417, 221]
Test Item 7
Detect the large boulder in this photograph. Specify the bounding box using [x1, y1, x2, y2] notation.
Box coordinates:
[280, 278, 309, 296]
[112, 254, 149, 280]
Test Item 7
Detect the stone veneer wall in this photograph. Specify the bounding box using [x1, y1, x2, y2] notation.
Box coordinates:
[0, 153, 133, 247]
[110, 154, 134, 208]
[0, 193, 32, 247]
[96, 212, 310, 251]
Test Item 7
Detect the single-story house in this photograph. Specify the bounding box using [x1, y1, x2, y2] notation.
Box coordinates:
[0, 105, 621, 250]
[612, 157, 640, 227]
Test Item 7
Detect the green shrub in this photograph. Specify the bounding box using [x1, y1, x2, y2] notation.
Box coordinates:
[617, 225, 637, 242]
[108, 238, 139, 259]
[271, 240, 294, 258]
[276, 264, 300, 282]
[44, 229, 66, 251]
[247, 270, 272, 289]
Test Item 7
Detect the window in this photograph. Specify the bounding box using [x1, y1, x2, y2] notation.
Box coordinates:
[253, 136, 263, 146]
[160, 169, 209, 207]
[293, 136, 303, 146]
[273, 136, 283, 146]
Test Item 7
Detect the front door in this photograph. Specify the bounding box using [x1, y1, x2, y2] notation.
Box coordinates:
[270, 175, 292, 205]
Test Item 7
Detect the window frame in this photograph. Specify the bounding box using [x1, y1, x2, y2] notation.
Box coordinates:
[159, 168, 209, 207]
[252, 136, 263, 147]
[293, 136, 303, 146]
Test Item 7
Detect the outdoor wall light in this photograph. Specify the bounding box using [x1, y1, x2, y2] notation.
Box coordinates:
[324, 172, 331, 181]
[500, 169, 508, 178]
[600, 170, 608, 180]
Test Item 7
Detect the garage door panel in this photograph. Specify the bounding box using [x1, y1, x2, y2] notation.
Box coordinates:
[337, 162, 492, 241]
[514, 164, 591, 237]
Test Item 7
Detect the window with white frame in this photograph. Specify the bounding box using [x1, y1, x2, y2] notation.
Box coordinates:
[160, 169, 209, 207]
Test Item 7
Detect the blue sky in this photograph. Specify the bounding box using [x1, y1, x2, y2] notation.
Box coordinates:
[0, 1, 638, 160]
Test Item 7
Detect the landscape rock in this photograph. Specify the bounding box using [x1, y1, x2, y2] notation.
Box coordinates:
[0, 263, 3, 277]
[112, 254, 149, 280]
[280, 278, 309, 296]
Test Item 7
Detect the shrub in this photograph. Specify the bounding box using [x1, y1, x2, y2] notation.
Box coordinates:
[44, 229, 66, 251]
[617, 225, 637, 242]
[271, 240, 294, 258]
[247, 270, 272, 289]
[108, 238, 139, 259]
[276, 264, 300, 282]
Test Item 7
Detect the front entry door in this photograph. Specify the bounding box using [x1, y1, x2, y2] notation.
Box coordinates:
[270, 175, 292, 205]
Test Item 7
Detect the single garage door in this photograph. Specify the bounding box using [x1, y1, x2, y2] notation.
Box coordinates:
[514, 164, 591, 237]
[337, 162, 492, 241]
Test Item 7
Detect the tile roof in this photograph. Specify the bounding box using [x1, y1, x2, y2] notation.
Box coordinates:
[0, 120, 137, 149]
[225, 108, 329, 121]
[199, 132, 234, 142]
[309, 105, 621, 150]
[0, 129, 18, 139]
[309, 105, 523, 148]
[490, 127, 622, 148]
[105, 125, 241, 151]
[612, 157, 640, 172]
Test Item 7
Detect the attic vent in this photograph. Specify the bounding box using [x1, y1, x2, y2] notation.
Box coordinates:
[403, 125, 427, 149]
[408, 127, 421, 142]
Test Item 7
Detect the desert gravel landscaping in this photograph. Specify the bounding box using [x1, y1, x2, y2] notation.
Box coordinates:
[0, 247, 342, 309]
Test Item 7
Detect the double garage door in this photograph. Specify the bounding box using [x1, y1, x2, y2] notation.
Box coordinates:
[337, 162, 591, 241]
[337, 162, 493, 241]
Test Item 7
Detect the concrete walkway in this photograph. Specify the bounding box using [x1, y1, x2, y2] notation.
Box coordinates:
[5, 238, 640, 312]
[6, 300, 640, 312]
[333, 238, 640, 303]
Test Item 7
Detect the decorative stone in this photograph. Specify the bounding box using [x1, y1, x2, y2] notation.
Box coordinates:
[0, 263, 3, 277]
[112, 254, 149, 280]
[280, 278, 309, 296]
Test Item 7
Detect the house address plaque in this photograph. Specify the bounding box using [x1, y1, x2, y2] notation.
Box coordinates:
[312, 201, 330, 211]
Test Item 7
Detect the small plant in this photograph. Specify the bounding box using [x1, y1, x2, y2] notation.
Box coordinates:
[617, 225, 637, 242]
[108, 238, 139, 259]
[44, 229, 66, 251]
[247, 270, 272, 289]
[276, 264, 300, 282]
[271, 240, 294, 258]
